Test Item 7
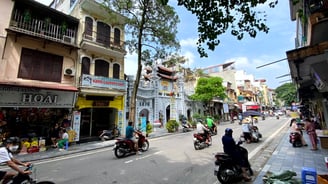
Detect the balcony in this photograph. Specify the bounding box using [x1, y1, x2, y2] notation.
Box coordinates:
[81, 31, 126, 58]
[7, 1, 78, 47]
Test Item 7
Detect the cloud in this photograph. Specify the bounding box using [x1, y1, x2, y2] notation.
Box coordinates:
[180, 38, 198, 48]
[124, 53, 138, 76]
[181, 51, 195, 68]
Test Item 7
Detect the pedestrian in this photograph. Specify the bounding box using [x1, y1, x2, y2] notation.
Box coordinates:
[304, 118, 318, 151]
[50, 123, 60, 148]
[290, 118, 307, 146]
[56, 128, 69, 151]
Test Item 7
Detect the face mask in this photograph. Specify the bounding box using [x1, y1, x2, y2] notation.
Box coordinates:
[8, 145, 19, 152]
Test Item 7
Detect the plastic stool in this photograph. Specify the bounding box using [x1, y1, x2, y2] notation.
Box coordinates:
[302, 167, 317, 184]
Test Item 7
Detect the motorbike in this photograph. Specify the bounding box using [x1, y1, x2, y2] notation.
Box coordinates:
[240, 125, 262, 143]
[99, 127, 120, 141]
[289, 132, 303, 147]
[193, 130, 212, 150]
[10, 164, 55, 184]
[214, 142, 253, 184]
[113, 130, 149, 158]
[182, 121, 192, 133]
[208, 124, 217, 136]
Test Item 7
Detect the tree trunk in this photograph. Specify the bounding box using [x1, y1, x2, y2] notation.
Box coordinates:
[128, 9, 146, 125]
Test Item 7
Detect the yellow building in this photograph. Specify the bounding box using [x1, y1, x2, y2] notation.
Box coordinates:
[53, 0, 128, 141]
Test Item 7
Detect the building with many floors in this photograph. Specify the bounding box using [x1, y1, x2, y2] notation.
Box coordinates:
[52, 0, 128, 141]
[0, 0, 79, 145]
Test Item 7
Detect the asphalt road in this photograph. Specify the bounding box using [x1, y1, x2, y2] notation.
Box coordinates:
[5, 116, 290, 184]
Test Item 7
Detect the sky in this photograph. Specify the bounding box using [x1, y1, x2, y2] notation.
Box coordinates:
[37, 0, 295, 89]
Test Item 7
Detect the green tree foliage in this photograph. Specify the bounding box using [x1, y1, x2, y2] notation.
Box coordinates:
[174, 0, 278, 57]
[275, 83, 297, 106]
[102, 0, 180, 122]
[191, 77, 227, 103]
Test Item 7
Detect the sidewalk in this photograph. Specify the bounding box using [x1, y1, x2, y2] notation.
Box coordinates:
[16, 127, 171, 162]
[253, 128, 328, 183]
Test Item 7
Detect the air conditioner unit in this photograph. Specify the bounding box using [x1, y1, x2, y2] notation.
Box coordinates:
[64, 68, 75, 76]
[63, 36, 75, 44]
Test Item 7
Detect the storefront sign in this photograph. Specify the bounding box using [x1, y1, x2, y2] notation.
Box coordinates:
[81, 74, 127, 90]
[0, 86, 76, 108]
[73, 111, 81, 142]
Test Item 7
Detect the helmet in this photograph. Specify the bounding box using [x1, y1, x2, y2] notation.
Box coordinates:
[4, 137, 19, 145]
[225, 128, 233, 135]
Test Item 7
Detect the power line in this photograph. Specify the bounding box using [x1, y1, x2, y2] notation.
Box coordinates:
[276, 74, 290, 79]
[256, 58, 287, 69]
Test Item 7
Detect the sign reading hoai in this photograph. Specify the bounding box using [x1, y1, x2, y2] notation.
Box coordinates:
[0, 85, 76, 108]
[22, 94, 58, 103]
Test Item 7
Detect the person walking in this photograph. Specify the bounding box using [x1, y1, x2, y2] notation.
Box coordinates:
[304, 118, 318, 151]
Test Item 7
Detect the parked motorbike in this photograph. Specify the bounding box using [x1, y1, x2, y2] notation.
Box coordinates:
[113, 130, 149, 158]
[193, 131, 212, 150]
[289, 132, 303, 147]
[214, 142, 253, 184]
[99, 127, 120, 141]
[11, 164, 55, 184]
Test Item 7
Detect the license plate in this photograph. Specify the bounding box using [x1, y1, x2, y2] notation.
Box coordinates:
[214, 165, 219, 176]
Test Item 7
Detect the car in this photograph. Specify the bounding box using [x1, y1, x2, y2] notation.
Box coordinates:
[274, 110, 284, 116]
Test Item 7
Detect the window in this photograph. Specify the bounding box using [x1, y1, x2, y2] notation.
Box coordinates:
[85, 17, 93, 40]
[96, 22, 110, 47]
[81, 57, 90, 75]
[18, 48, 63, 82]
[113, 63, 120, 79]
[114, 28, 121, 46]
[95, 59, 109, 77]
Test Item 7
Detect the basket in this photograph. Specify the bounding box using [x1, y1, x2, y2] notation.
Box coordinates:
[319, 137, 328, 149]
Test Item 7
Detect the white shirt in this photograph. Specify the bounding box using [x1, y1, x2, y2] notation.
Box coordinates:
[196, 123, 206, 134]
[62, 132, 69, 139]
[0, 147, 12, 163]
[242, 123, 251, 133]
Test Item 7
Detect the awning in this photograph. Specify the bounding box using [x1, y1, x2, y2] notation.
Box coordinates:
[246, 105, 260, 110]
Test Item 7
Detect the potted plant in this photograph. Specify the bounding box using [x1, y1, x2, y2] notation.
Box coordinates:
[146, 123, 153, 137]
[166, 120, 179, 133]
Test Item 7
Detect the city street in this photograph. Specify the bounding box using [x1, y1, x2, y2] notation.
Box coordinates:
[3, 116, 289, 184]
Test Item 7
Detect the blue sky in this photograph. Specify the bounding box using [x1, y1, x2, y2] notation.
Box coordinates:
[37, 0, 295, 89]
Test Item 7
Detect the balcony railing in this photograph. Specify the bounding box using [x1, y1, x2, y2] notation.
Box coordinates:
[8, 9, 77, 46]
[81, 31, 126, 53]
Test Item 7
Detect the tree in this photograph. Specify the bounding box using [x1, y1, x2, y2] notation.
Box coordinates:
[190, 77, 227, 114]
[102, 0, 180, 123]
[175, 0, 278, 57]
[275, 83, 297, 107]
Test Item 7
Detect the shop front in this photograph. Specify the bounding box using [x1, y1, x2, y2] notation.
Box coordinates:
[76, 95, 124, 142]
[0, 84, 77, 153]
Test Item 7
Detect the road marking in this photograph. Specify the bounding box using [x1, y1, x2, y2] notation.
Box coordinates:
[124, 151, 163, 164]
[248, 119, 289, 159]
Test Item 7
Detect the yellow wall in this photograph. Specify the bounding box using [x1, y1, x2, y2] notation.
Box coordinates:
[76, 96, 124, 111]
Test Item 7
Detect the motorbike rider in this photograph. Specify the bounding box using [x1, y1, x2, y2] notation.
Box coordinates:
[206, 116, 216, 133]
[196, 120, 210, 144]
[222, 128, 252, 181]
[0, 137, 32, 184]
[241, 121, 253, 143]
[125, 121, 142, 155]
